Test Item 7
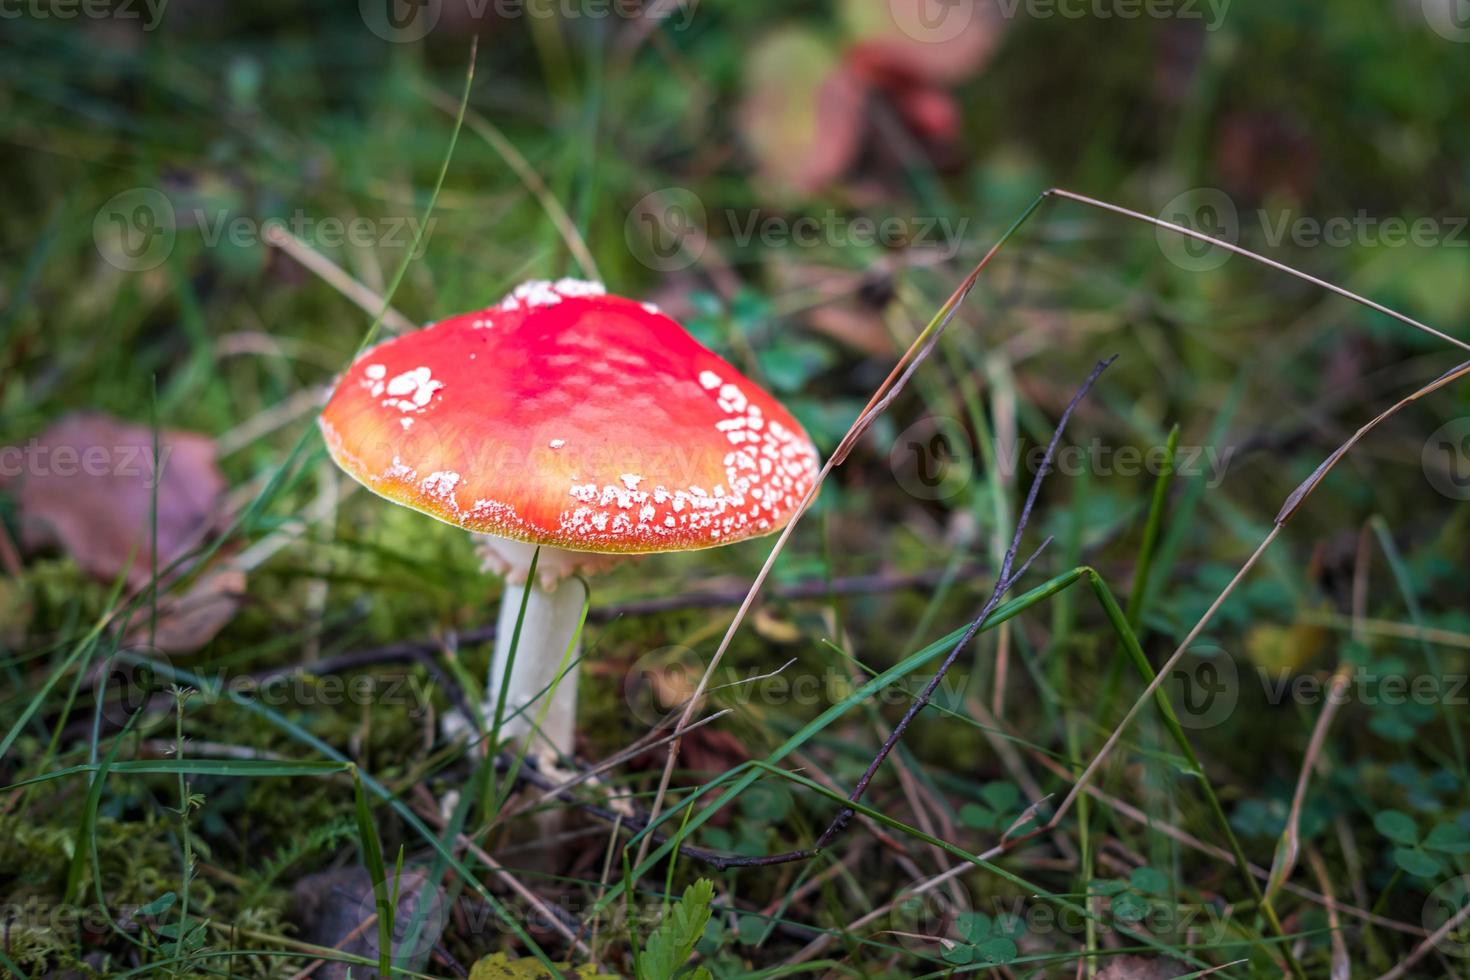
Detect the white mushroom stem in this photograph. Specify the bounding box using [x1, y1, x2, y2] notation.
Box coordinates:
[475, 537, 615, 762]
[489, 574, 584, 761]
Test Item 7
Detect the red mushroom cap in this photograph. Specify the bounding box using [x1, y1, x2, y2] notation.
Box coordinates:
[319, 280, 822, 555]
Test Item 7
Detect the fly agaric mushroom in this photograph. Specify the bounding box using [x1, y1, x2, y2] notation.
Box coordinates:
[319, 279, 820, 763]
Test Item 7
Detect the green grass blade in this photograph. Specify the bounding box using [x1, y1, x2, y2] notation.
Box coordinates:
[352, 766, 394, 978]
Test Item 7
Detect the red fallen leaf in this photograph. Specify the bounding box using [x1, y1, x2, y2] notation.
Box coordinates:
[842, 0, 1003, 86]
[889, 83, 962, 144]
[13, 413, 227, 591]
[738, 28, 871, 198]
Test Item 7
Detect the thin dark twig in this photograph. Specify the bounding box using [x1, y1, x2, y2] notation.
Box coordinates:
[705, 356, 1118, 870]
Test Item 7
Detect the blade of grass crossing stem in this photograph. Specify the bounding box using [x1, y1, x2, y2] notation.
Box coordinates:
[497, 573, 589, 814]
[353, 766, 396, 978]
[487, 546, 540, 809]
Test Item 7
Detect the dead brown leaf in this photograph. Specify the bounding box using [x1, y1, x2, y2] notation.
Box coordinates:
[13, 413, 242, 651]
[15, 413, 227, 590]
[124, 567, 246, 653]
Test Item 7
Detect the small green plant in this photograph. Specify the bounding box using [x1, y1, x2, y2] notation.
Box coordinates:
[958, 781, 1022, 832]
[1090, 865, 1173, 925]
[637, 879, 715, 980]
[940, 910, 1024, 967]
[1374, 808, 1470, 877]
